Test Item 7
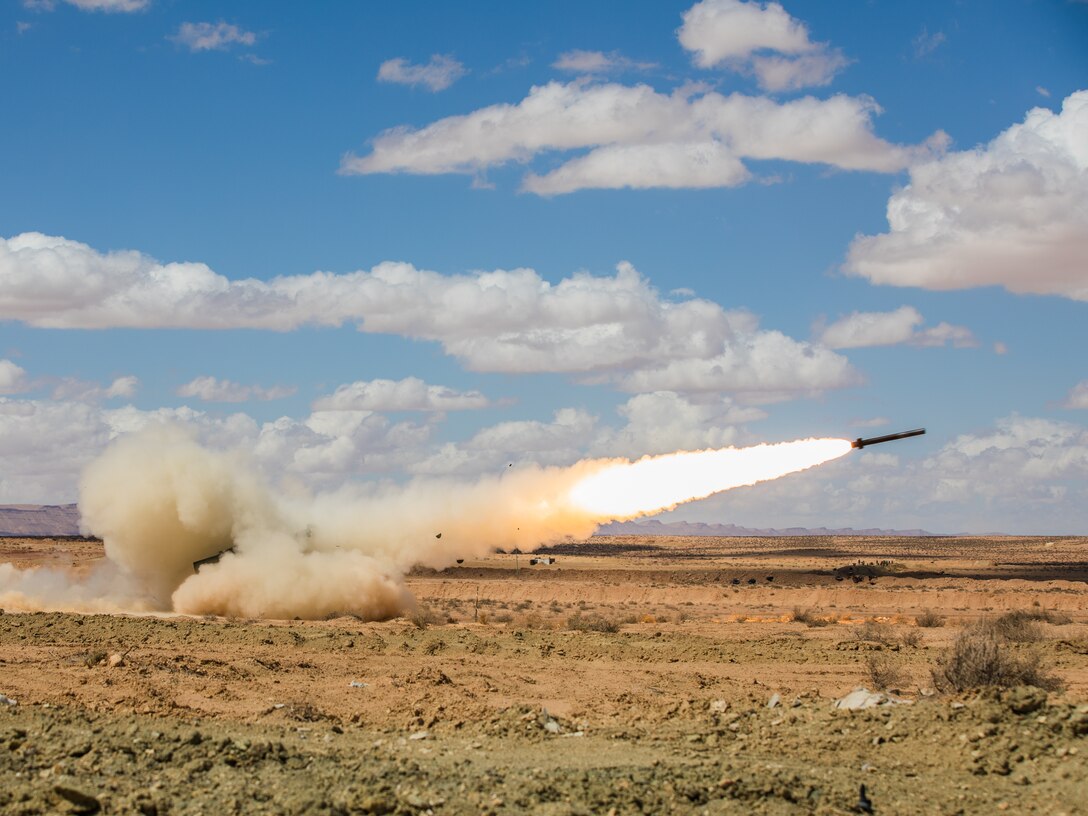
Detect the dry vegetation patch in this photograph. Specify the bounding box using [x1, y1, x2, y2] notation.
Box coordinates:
[790, 607, 832, 627]
[566, 612, 620, 633]
[915, 608, 945, 628]
[932, 622, 1063, 692]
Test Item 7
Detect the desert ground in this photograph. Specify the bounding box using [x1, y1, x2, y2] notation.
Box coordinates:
[1, 534, 1087, 815]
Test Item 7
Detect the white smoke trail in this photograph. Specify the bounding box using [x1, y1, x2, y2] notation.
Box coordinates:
[0, 425, 852, 619]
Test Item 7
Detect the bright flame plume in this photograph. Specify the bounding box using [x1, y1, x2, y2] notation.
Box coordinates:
[568, 438, 853, 518]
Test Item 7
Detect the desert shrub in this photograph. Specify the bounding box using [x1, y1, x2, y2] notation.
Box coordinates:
[898, 628, 923, 648]
[567, 612, 619, 633]
[915, 608, 944, 628]
[408, 606, 441, 630]
[640, 613, 657, 624]
[853, 620, 895, 644]
[791, 607, 831, 627]
[520, 612, 549, 630]
[494, 612, 513, 623]
[286, 702, 328, 722]
[1023, 607, 1073, 625]
[515, 600, 533, 611]
[931, 625, 1062, 692]
[866, 655, 908, 691]
[477, 611, 489, 625]
[984, 611, 1044, 643]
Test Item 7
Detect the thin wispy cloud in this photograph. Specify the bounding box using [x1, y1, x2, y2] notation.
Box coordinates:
[177, 376, 295, 403]
[377, 55, 467, 92]
[912, 27, 946, 58]
[815, 306, 976, 350]
[552, 50, 656, 75]
[170, 21, 257, 53]
[23, 0, 150, 12]
[313, 378, 491, 413]
[51, 375, 137, 403]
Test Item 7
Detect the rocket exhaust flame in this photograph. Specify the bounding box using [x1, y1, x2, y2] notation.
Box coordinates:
[568, 438, 853, 518]
[0, 427, 863, 620]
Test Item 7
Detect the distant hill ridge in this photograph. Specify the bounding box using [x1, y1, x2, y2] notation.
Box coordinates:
[595, 519, 933, 537]
[0, 504, 81, 536]
[0, 504, 933, 538]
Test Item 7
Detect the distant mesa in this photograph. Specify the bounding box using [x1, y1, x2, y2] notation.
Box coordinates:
[594, 519, 933, 537]
[0, 504, 81, 537]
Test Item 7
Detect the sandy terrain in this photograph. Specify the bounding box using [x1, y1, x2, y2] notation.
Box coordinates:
[1, 534, 1086, 814]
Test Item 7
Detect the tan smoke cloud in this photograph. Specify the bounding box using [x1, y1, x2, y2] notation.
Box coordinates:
[1, 424, 850, 619]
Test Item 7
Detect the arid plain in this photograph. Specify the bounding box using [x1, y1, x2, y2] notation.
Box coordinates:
[1, 534, 1086, 815]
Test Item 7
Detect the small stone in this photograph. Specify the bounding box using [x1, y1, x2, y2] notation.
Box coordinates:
[543, 720, 561, 734]
[1005, 687, 1047, 715]
[107, 654, 124, 668]
[767, 693, 781, 709]
[408, 730, 429, 741]
[54, 783, 101, 814]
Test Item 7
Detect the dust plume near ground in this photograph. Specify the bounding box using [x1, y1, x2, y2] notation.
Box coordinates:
[0, 425, 851, 620]
[0, 533, 1086, 814]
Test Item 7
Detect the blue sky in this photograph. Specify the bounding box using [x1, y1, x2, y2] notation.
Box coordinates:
[0, 0, 1086, 533]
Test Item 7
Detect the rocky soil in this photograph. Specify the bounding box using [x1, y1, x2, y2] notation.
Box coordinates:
[1, 534, 1086, 814]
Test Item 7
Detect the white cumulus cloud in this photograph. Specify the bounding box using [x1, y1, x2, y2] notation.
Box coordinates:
[677, 0, 848, 91]
[0, 234, 858, 401]
[523, 141, 750, 195]
[377, 55, 467, 92]
[0, 360, 29, 395]
[1062, 381, 1088, 410]
[52, 375, 138, 402]
[847, 90, 1088, 301]
[593, 391, 765, 458]
[177, 376, 295, 403]
[815, 306, 976, 349]
[341, 80, 940, 194]
[170, 21, 257, 52]
[313, 377, 490, 412]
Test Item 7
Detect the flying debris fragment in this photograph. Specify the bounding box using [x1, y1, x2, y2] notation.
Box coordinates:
[851, 428, 925, 450]
[193, 547, 235, 573]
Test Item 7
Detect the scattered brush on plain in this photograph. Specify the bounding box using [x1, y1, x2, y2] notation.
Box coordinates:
[852, 620, 896, 645]
[408, 605, 442, 630]
[790, 607, 832, 627]
[567, 612, 619, 633]
[931, 614, 1063, 692]
[866, 655, 909, 692]
[915, 608, 945, 628]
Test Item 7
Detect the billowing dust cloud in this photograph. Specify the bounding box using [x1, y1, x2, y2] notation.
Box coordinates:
[0, 425, 851, 619]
